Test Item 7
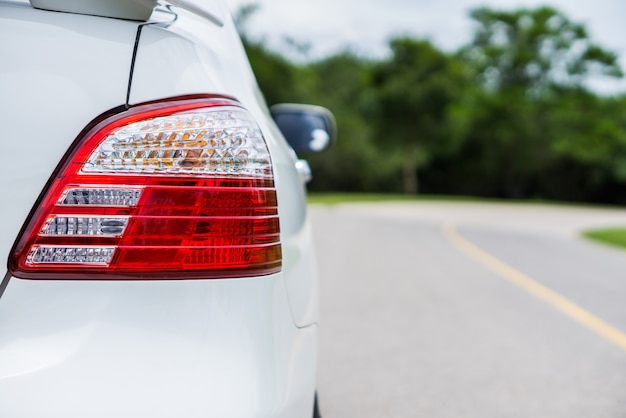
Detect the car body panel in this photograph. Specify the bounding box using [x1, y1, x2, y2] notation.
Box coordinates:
[0, 275, 318, 417]
[0, 4, 138, 268]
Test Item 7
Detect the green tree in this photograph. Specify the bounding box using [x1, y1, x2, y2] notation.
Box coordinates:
[450, 6, 624, 199]
[463, 6, 622, 94]
[371, 38, 468, 194]
[305, 52, 400, 192]
[546, 91, 626, 201]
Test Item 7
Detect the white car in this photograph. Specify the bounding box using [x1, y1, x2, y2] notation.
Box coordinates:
[0, 1, 334, 417]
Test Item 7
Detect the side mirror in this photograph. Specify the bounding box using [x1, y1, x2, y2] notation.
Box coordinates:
[270, 104, 336, 155]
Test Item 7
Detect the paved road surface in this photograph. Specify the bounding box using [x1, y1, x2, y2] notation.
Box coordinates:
[311, 202, 626, 418]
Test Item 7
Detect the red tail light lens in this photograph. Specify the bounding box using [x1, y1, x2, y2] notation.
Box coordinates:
[9, 97, 281, 280]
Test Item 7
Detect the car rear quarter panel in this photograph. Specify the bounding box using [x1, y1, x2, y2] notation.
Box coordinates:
[0, 276, 317, 417]
[0, 4, 138, 266]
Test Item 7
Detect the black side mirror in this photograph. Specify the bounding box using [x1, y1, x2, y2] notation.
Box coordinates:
[270, 104, 336, 155]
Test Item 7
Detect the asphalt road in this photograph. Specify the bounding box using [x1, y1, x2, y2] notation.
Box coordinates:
[311, 201, 626, 418]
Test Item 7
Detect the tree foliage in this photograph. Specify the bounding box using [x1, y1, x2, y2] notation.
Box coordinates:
[241, 5, 626, 203]
[370, 38, 469, 193]
[437, 6, 626, 200]
[462, 6, 622, 94]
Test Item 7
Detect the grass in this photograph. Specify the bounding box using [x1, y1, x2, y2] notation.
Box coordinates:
[308, 193, 416, 205]
[307, 192, 626, 209]
[583, 228, 626, 250]
[306, 192, 609, 207]
[306, 192, 508, 205]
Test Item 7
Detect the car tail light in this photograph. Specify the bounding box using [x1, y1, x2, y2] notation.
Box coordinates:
[9, 96, 281, 280]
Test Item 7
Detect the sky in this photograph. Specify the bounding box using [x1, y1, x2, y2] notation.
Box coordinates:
[224, 0, 626, 93]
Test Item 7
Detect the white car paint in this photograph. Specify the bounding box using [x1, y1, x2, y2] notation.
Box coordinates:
[0, 5, 138, 262]
[0, 1, 320, 416]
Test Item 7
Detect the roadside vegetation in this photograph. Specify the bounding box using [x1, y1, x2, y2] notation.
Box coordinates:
[237, 5, 626, 205]
[307, 192, 618, 207]
[306, 193, 499, 205]
[584, 228, 626, 250]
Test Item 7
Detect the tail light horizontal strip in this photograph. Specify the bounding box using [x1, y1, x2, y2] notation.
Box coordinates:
[24, 244, 282, 275]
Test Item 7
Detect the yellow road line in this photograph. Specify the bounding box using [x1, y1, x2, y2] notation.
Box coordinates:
[442, 222, 626, 352]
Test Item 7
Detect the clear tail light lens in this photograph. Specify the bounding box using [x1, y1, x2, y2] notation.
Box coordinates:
[9, 96, 282, 280]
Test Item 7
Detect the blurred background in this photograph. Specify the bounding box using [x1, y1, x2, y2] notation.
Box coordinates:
[226, 0, 626, 204]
